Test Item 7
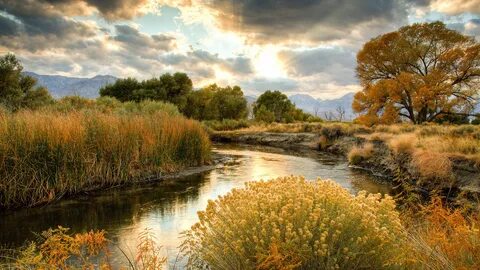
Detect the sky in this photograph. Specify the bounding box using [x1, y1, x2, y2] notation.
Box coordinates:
[0, 0, 479, 99]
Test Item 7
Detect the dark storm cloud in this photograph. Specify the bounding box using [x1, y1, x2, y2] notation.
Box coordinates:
[203, 0, 409, 43]
[0, 0, 98, 51]
[21, 0, 148, 20]
[0, 14, 19, 36]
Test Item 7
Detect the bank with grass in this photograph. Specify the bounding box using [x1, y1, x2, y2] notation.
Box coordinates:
[0, 104, 210, 209]
[210, 122, 480, 205]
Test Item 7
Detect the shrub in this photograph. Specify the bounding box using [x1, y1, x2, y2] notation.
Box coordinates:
[181, 176, 407, 269]
[0, 110, 210, 208]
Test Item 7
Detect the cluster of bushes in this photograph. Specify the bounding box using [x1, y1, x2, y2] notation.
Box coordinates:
[0, 109, 210, 209]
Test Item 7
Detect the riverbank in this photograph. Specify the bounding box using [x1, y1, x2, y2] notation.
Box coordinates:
[210, 123, 480, 206]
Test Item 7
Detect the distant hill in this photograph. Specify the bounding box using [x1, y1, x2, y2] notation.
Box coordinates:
[290, 92, 356, 120]
[24, 72, 117, 98]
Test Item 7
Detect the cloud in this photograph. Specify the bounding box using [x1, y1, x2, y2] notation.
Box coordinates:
[160, 50, 253, 80]
[428, 0, 480, 15]
[448, 19, 480, 39]
[1, 0, 150, 21]
[278, 47, 357, 85]
[0, 0, 99, 52]
[240, 77, 299, 95]
[192, 0, 409, 44]
[113, 25, 177, 59]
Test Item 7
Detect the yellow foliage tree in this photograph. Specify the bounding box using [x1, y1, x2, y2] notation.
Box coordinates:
[353, 22, 480, 125]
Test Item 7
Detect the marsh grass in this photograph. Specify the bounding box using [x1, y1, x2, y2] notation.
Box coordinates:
[0, 110, 210, 209]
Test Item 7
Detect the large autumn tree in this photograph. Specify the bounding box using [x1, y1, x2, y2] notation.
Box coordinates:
[353, 22, 480, 125]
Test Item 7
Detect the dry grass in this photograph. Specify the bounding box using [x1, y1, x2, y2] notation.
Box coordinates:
[0, 110, 210, 209]
[348, 142, 374, 165]
[411, 150, 453, 182]
[388, 133, 417, 155]
[407, 199, 480, 270]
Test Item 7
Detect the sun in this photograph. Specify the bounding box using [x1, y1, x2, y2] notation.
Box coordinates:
[254, 47, 286, 78]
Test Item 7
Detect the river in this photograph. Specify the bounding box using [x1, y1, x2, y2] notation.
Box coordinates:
[0, 144, 391, 267]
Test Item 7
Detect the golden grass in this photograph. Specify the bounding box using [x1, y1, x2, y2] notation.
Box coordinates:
[0, 110, 210, 209]
[181, 176, 407, 269]
[407, 199, 480, 270]
[387, 133, 418, 155]
[348, 142, 374, 165]
[411, 150, 453, 182]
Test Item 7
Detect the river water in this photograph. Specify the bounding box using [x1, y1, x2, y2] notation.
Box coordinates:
[0, 144, 390, 267]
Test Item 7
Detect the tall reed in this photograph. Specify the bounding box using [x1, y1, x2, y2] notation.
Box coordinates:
[0, 110, 210, 209]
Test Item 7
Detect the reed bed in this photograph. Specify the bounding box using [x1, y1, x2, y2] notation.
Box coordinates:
[0, 110, 210, 209]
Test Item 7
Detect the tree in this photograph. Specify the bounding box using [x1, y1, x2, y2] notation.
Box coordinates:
[0, 53, 53, 110]
[210, 85, 247, 120]
[253, 105, 275, 123]
[183, 84, 248, 120]
[353, 21, 480, 125]
[253, 90, 294, 122]
[336, 105, 346, 122]
[99, 72, 193, 110]
[99, 77, 140, 102]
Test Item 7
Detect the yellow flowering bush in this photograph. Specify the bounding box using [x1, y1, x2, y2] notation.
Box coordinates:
[181, 176, 407, 269]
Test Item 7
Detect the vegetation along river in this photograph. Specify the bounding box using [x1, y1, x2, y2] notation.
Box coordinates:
[0, 144, 391, 267]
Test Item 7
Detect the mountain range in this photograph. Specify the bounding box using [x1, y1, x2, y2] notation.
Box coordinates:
[289, 93, 356, 120]
[24, 72, 117, 98]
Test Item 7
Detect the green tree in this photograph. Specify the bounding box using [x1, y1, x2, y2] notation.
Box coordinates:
[253, 90, 294, 122]
[254, 105, 275, 123]
[99, 77, 140, 102]
[0, 54, 53, 110]
[184, 84, 248, 120]
[99, 72, 193, 110]
[210, 85, 247, 120]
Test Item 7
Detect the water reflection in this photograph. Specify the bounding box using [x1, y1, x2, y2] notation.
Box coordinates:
[0, 144, 390, 267]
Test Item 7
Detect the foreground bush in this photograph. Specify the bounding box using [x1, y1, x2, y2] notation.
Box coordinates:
[181, 176, 407, 269]
[0, 110, 210, 208]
